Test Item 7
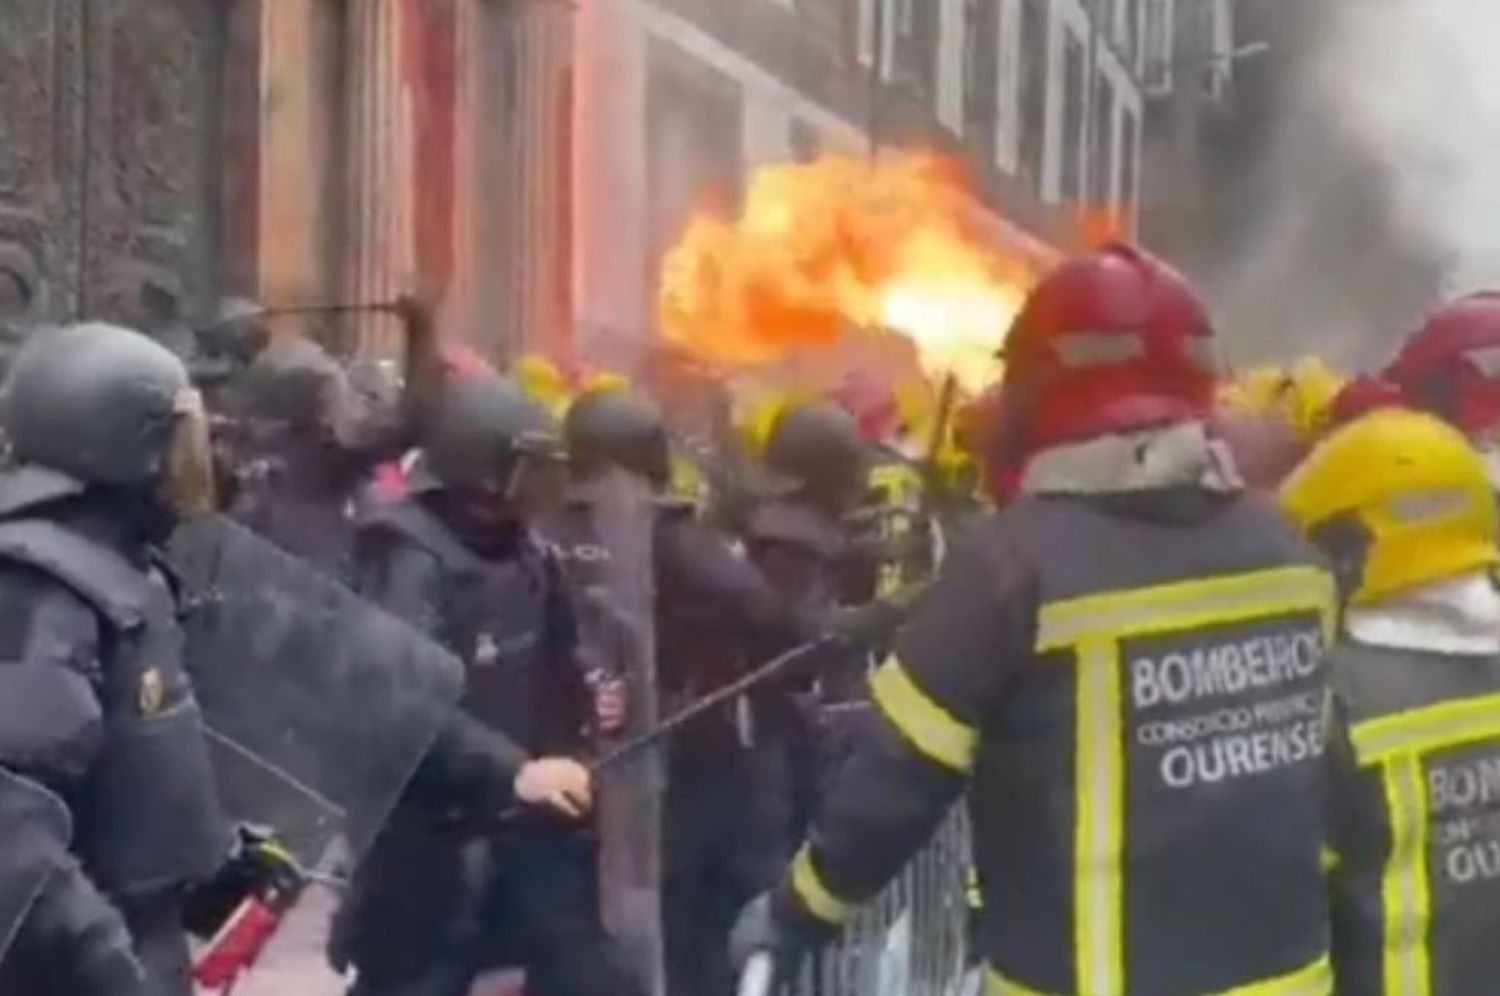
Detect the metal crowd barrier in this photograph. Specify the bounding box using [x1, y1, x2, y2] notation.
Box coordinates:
[760, 808, 981, 996]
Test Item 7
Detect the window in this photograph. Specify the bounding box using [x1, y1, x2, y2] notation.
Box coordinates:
[1142, 0, 1173, 94]
[962, 0, 999, 141]
[1122, 0, 1142, 63]
[1089, 74, 1115, 206]
[1061, 30, 1087, 203]
[1119, 107, 1139, 229]
[1017, 0, 1047, 188]
[858, 0, 897, 73]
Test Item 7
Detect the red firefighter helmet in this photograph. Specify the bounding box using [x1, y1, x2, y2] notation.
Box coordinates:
[1384, 293, 1500, 435]
[1327, 374, 1406, 427]
[1000, 243, 1217, 455]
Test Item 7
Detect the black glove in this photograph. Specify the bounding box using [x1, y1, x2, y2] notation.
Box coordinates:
[832, 582, 928, 649]
[182, 824, 306, 939]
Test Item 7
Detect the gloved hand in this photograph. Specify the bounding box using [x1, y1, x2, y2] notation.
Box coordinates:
[832, 582, 927, 649]
[729, 893, 809, 991]
[182, 824, 306, 938]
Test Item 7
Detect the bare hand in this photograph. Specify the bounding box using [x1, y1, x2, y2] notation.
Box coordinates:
[513, 757, 593, 819]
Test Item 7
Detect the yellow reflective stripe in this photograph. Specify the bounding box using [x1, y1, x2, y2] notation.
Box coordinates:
[1352, 691, 1500, 765]
[1380, 756, 1432, 996]
[868, 655, 978, 773]
[1036, 565, 1335, 650]
[984, 966, 1059, 996]
[986, 954, 1330, 996]
[1220, 953, 1333, 995]
[788, 843, 853, 926]
[1073, 637, 1125, 996]
[1319, 845, 1341, 875]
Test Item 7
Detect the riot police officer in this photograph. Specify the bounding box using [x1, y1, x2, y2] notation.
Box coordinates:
[734, 245, 1341, 995]
[1280, 409, 1500, 995]
[740, 399, 879, 840]
[224, 334, 409, 579]
[0, 323, 230, 995]
[334, 373, 629, 996]
[557, 387, 821, 996]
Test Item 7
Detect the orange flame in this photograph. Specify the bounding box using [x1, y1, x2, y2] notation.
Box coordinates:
[657, 152, 1040, 394]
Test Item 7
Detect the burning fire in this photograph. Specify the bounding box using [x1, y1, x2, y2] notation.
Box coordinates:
[657, 152, 1039, 394]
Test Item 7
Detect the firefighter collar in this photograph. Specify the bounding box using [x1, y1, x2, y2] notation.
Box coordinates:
[1020, 421, 1243, 496]
[1345, 570, 1500, 655]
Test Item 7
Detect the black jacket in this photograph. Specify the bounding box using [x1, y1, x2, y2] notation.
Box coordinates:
[774, 489, 1342, 996]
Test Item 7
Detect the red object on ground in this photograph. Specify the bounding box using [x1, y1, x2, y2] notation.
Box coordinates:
[192, 898, 281, 991]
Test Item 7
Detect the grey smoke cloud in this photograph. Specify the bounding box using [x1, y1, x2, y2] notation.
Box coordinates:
[1201, 0, 1451, 368]
[1323, 0, 1500, 295]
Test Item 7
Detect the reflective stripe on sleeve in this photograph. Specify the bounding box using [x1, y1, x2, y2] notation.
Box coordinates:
[868, 655, 978, 774]
[1073, 637, 1126, 996]
[985, 953, 1331, 996]
[789, 843, 854, 926]
[1221, 952, 1333, 995]
[1036, 565, 1335, 651]
[985, 966, 1059, 995]
[1380, 755, 1433, 996]
[1352, 691, 1500, 765]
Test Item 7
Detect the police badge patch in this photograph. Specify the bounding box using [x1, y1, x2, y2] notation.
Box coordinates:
[138, 667, 165, 715]
[474, 632, 500, 668]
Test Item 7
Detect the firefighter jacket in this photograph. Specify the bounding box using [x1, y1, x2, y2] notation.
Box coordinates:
[772, 487, 1339, 996]
[1327, 573, 1500, 996]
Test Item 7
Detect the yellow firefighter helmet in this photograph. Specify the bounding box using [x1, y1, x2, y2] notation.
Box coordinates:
[514, 353, 572, 418]
[1279, 408, 1497, 605]
[1219, 358, 1346, 438]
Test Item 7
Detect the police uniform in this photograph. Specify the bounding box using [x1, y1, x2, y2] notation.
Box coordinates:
[338, 494, 630, 996]
[773, 490, 1338, 996]
[0, 324, 229, 996]
[0, 499, 228, 995]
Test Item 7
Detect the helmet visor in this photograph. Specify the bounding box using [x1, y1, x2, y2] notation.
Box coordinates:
[159, 387, 217, 519]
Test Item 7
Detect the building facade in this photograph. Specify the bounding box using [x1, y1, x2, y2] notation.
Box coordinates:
[0, 0, 1172, 370]
[575, 0, 1154, 366]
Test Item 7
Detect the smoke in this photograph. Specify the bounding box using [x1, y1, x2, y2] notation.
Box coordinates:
[1206, 0, 1466, 368]
[1321, 0, 1500, 296]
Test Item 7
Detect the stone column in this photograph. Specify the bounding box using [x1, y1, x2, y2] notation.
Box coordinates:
[573, 0, 650, 371]
[343, 0, 414, 358]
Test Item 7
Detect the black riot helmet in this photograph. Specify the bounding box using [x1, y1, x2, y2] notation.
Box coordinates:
[237, 336, 349, 432]
[562, 388, 671, 488]
[412, 373, 561, 495]
[1, 322, 215, 517]
[762, 399, 872, 514]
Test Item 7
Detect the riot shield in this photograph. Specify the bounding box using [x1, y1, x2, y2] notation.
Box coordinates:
[0, 768, 70, 959]
[551, 469, 665, 996]
[167, 514, 465, 871]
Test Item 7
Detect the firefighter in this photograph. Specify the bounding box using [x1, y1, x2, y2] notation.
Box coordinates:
[731, 244, 1340, 995]
[556, 386, 821, 996]
[1378, 293, 1500, 483]
[1279, 408, 1500, 995]
[333, 373, 630, 996]
[0, 323, 229, 995]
